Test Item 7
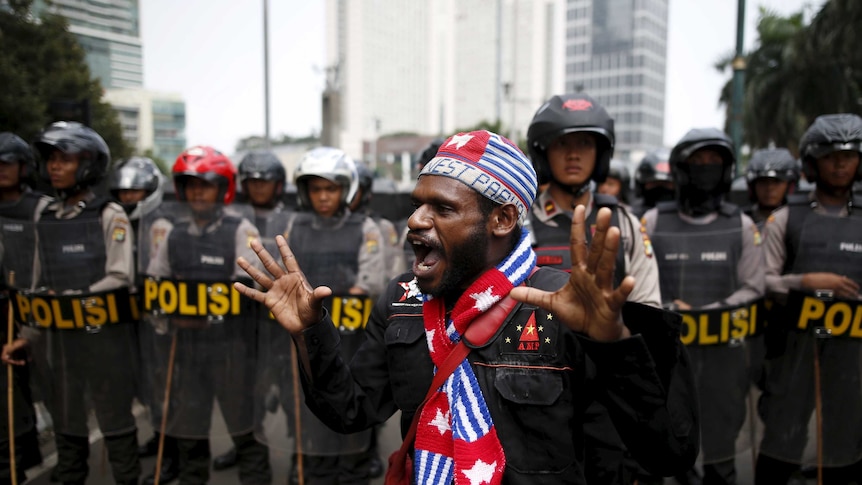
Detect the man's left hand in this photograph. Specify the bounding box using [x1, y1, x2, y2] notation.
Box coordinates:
[510, 205, 632, 342]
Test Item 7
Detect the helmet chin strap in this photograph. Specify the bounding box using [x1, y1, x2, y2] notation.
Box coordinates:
[555, 179, 594, 200]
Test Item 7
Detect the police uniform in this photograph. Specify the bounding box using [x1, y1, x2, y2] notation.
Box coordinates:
[758, 193, 862, 472]
[145, 207, 271, 485]
[642, 202, 764, 481]
[33, 193, 140, 485]
[283, 208, 385, 484]
[0, 189, 50, 485]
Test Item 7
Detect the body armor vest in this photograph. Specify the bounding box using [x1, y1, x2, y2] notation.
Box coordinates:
[167, 215, 241, 281]
[784, 196, 862, 282]
[531, 194, 626, 286]
[651, 202, 742, 307]
[0, 192, 44, 289]
[37, 197, 110, 291]
[288, 211, 364, 294]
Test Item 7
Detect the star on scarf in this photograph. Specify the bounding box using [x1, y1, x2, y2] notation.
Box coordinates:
[470, 286, 500, 311]
[429, 408, 451, 434]
[462, 459, 497, 485]
[447, 133, 474, 149]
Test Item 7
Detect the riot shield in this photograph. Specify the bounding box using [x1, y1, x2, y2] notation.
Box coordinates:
[649, 221, 756, 466]
[138, 201, 260, 440]
[758, 290, 862, 468]
[252, 208, 373, 455]
[8, 216, 139, 438]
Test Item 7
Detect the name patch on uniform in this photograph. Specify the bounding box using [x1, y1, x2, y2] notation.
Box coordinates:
[200, 254, 225, 266]
[839, 242, 862, 253]
[62, 244, 86, 254]
[678, 300, 765, 346]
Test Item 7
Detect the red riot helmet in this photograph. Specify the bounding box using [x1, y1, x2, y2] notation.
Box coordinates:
[172, 146, 237, 204]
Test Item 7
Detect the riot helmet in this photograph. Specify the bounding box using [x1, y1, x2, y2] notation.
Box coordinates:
[416, 138, 445, 172]
[109, 157, 165, 220]
[172, 146, 237, 205]
[0, 132, 36, 185]
[745, 148, 798, 200]
[635, 148, 674, 208]
[238, 150, 286, 188]
[669, 128, 735, 216]
[352, 161, 374, 211]
[34, 121, 110, 192]
[600, 159, 631, 203]
[527, 93, 615, 190]
[799, 113, 862, 183]
[294, 147, 358, 212]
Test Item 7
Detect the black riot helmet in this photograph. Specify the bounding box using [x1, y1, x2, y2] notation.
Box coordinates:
[108, 157, 165, 220]
[669, 128, 736, 216]
[527, 93, 615, 188]
[416, 138, 445, 172]
[605, 159, 631, 203]
[34, 121, 110, 193]
[353, 161, 374, 211]
[745, 148, 799, 184]
[0, 132, 36, 184]
[238, 150, 286, 188]
[635, 148, 673, 197]
[799, 113, 862, 183]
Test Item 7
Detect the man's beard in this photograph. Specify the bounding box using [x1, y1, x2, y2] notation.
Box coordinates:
[425, 222, 490, 300]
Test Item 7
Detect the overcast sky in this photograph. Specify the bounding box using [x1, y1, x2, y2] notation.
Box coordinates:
[140, 0, 821, 155]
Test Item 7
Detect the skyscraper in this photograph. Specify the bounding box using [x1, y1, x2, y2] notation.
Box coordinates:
[34, 0, 143, 89]
[564, 0, 668, 159]
[325, 0, 563, 160]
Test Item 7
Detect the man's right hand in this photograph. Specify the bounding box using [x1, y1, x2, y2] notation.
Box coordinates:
[235, 235, 333, 335]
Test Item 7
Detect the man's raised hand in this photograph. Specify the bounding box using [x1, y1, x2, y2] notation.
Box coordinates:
[235, 235, 332, 335]
[510, 205, 633, 341]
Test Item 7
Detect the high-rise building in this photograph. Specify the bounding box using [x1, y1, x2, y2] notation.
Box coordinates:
[33, 0, 143, 89]
[564, 0, 668, 160]
[104, 89, 186, 164]
[325, 0, 564, 161]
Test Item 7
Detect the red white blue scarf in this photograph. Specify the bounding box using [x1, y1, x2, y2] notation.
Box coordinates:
[415, 228, 536, 485]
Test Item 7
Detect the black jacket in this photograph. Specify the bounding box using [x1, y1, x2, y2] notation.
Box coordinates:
[299, 267, 699, 484]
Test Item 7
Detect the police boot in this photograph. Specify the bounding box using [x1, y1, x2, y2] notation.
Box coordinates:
[142, 436, 180, 485]
[212, 446, 237, 470]
[138, 435, 159, 457]
[141, 457, 179, 485]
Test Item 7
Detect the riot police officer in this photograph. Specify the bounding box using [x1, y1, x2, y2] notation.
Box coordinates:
[526, 93, 661, 484]
[143, 146, 271, 485]
[755, 114, 862, 484]
[597, 159, 632, 206]
[744, 148, 799, 226]
[212, 149, 290, 473]
[632, 148, 674, 217]
[641, 128, 765, 485]
[107, 157, 182, 484]
[0, 132, 48, 485]
[350, 161, 405, 284]
[3, 122, 140, 485]
[285, 147, 384, 484]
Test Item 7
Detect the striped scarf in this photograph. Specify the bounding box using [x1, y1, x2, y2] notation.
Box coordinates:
[415, 228, 536, 485]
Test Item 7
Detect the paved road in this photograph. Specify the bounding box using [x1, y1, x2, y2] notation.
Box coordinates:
[22, 389, 817, 485]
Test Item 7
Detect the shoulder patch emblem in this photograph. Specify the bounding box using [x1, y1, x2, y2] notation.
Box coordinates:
[112, 227, 126, 242]
[753, 227, 762, 246]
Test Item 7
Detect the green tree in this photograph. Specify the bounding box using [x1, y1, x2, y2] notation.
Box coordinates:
[716, 8, 808, 153]
[717, 0, 862, 155]
[0, 0, 129, 161]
